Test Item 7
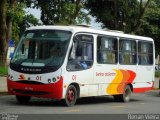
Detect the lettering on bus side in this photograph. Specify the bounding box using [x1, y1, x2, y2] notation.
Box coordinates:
[96, 72, 116, 76]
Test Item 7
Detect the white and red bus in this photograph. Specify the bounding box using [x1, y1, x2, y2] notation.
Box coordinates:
[7, 26, 155, 106]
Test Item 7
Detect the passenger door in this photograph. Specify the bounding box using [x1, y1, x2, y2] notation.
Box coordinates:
[66, 33, 97, 97]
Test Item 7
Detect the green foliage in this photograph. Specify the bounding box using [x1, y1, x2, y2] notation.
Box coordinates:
[18, 14, 41, 37]
[85, 0, 160, 54]
[155, 71, 160, 78]
[56, 2, 77, 25]
[0, 66, 8, 75]
[85, 0, 151, 33]
[9, 2, 40, 45]
[7, 2, 25, 22]
[76, 10, 90, 25]
[25, 0, 90, 25]
[85, 0, 140, 32]
[137, 0, 160, 55]
[11, 2, 26, 44]
[25, 14, 41, 26]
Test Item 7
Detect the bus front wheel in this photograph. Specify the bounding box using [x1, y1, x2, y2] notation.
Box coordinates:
[64, 85, 78, 107]
[114, 85, 132, 102]
[16, 95, 31, 104]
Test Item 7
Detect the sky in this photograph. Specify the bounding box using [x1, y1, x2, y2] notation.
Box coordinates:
[25, 8, 102, 29]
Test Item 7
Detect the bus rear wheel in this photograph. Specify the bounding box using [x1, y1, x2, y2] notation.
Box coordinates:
[64, 85, 77, 107]
[16, 95, 31, 104]
[114, 85, 132, 102]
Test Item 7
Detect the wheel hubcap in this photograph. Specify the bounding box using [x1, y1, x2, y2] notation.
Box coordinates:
[67, 89, 75, 102]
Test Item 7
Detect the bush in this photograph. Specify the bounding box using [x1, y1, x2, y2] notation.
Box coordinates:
[155, 71, 160, 78]
[0, 66, 8, 75]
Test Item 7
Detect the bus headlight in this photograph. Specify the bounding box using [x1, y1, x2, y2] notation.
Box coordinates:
[48, 76, 61, 83]
[52, 78, 56, 82]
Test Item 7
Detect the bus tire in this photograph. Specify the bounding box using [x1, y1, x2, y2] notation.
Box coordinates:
[114, 85, 132, 102]
[16, 95, 31, 104]
[64, 85, 77, 107]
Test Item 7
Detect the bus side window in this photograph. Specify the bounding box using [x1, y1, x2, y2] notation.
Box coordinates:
[67, 34, 94, 71]
[97, 36, 118, 64]
[119, 39, 137, 65]
[138, 41, 153, 65]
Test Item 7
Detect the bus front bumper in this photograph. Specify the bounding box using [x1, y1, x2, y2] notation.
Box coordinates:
[7, 78, 63, 99]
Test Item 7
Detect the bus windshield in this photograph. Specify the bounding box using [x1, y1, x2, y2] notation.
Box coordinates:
[11, 30, 72, 72]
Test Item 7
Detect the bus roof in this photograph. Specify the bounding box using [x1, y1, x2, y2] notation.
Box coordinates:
[27, 25, 153, 42]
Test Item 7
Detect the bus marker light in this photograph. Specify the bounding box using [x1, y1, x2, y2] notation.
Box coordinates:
[48, 79, 51, 83]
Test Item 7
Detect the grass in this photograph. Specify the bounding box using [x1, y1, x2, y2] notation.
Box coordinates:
[0, 66, 8, 76]
[155, 71, 160, 78]
[0, 92, 9, 95]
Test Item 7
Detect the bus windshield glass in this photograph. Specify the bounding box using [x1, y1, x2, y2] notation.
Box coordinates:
[11, 30, 72, 69]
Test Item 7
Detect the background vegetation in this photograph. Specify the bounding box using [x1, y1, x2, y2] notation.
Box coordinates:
[155, 71, 160, 78]
[0, 0, 160, 65]
[0, 66, 8, 75]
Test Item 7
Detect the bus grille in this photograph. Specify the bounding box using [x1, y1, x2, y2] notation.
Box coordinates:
[13, 89, 50, 95]
[15, 80, 44, 85]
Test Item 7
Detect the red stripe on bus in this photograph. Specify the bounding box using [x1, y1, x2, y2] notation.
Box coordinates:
[127, 70, 136, 83]
[133, 87, 153, 93]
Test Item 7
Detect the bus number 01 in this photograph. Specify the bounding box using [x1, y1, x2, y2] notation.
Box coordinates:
[36, 76, 41, 81]
[72, 75, 76, 81]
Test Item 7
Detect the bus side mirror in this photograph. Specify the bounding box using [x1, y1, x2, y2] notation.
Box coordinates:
[22, 44, 25, 54]
[73, 37, 78, 43]
[73, 36, 80, 43]
[73, 37, 77, 42]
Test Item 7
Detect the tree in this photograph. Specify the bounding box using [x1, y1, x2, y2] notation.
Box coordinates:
[137, 0, 160, 55]
[0, 0, 15, 65]
[85, 0, 151, 33]
[0, 0, 40, 65]
[85, 0, 160, 54]
[11, 3, 26, 45]
[13, 12, 41, 44]
[26, 0, 90, 25]
[20, 14, 41, 35]
[0, 1, 6, 63]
